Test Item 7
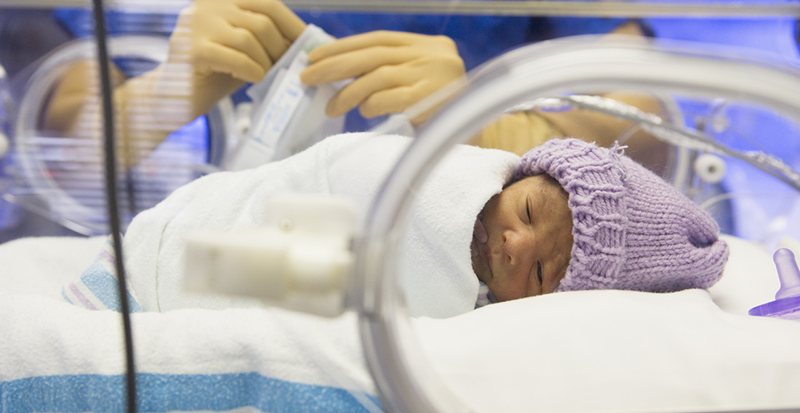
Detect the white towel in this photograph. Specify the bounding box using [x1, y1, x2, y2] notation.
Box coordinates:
[0, 236, 106, 298]
[0, 289, 378, 411]
[5, 235, 800, 412]
[123, 133, 519, 318]
[0, 237, 378, 411]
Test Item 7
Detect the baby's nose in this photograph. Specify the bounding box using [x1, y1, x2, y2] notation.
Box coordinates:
[502, 230, 532, 264]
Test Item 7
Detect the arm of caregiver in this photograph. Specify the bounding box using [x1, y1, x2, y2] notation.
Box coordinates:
[470, 92, 671, 174]
[43, 0, 306, 167]
[469, 21, 671, 174]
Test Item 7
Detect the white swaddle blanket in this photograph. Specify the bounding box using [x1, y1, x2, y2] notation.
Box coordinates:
[123, 132, 519, 317]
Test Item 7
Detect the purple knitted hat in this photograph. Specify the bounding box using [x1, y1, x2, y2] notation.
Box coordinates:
[513, 138, 729, 293]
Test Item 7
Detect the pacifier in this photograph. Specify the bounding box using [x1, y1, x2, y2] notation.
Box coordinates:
[749, 248, 800, 321]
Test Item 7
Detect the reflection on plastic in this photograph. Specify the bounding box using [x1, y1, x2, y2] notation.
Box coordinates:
[0, 63, 8, 158]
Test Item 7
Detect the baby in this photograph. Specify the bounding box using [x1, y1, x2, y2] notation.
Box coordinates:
[472, 138, 730, 303]
[62, 134, 729, 317]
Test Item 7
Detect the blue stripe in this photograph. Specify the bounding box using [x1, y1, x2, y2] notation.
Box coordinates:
[79, 263, 141, 312]
[0, 373, 380, 413]
[80, 262, 122, 310]
[61, 289, 74, 306]
[127, 294, 142, 312]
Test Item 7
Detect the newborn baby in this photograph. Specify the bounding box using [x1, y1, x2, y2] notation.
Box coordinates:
[472, 174, 573, 301]
[472, 138, 730, 303]
[65, 134, 729, 318]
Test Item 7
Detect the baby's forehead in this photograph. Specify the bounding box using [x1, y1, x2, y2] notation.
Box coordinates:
[507, 173, 567, 198]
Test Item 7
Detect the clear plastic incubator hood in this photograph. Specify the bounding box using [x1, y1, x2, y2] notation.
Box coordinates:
[355, 35, 800, 413]
[2, 1, 800, 413]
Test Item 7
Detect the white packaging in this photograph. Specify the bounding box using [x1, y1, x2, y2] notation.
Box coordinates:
[225, 25, 345, 171]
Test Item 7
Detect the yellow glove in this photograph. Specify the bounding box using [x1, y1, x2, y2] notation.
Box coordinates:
[469, 111, 563, 156]
[166, 0, 307, 119]
[299, 30, 465, 122]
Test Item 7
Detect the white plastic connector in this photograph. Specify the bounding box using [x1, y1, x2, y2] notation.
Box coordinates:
[694, 153, 726, 184]
[234, 102, 253, 137]
[184, 194, 357, 317]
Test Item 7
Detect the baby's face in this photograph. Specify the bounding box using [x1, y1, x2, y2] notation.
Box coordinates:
[471, 174, 574, 301]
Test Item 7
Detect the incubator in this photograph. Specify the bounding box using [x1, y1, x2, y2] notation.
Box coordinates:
[2, 1, 800, 413]
[0, 2, 231, 238]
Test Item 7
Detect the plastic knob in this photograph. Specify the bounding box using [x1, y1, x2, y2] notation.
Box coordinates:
[775, 248, 800, 300]
[694, 153, 726, 184]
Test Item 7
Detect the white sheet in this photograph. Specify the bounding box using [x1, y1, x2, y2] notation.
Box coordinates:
[415, 234, 800, 413]
[0, 235, 106, 298]
[2, 233, 800, 412]
[416, 288, 800, 413]
[1, 240, 376, 412]
[708, 235, 781, 315]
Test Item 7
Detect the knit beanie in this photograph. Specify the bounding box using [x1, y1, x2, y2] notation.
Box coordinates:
[513, 138, 729, 293]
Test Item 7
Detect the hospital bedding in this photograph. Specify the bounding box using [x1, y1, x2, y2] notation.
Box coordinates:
[3, 134, 800, 412]
[417, 235, 800, 413]
[3, 234, 800, 412]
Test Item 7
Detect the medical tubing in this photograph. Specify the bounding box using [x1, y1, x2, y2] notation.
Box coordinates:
[91, 1, 137, 412]
[698, 191, 799, 212]
[521, 95, 800, 193]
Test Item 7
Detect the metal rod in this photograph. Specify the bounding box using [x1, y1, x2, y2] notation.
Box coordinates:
[1, 0, 798, 17]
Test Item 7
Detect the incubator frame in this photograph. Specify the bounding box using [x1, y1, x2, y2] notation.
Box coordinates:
[11, 35, 236, 235]
[357, 37, 800, 412]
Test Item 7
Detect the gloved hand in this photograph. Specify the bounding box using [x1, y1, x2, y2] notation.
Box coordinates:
[165, 0, 306, 119]
[299, 30, 465, 122]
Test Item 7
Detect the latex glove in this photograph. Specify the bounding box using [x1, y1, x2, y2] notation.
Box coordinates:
[299, 30, 465, 122]
[165, 0, 306, 119]
[469, 111, 563, 156]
